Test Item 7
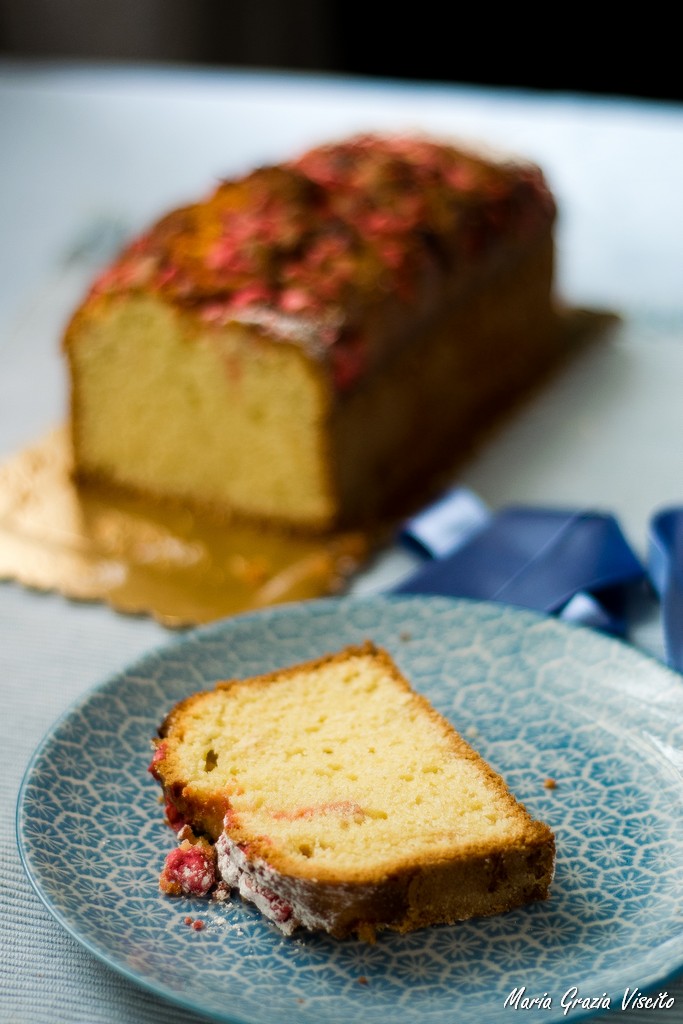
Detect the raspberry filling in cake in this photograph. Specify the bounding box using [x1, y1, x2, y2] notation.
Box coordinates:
[158, 830, 216, 897]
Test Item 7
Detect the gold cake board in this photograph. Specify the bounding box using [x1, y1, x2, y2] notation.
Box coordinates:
[0, 427, 368, 628]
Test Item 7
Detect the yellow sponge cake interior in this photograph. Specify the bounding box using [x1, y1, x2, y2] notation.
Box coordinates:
[68, 295, 335, 527]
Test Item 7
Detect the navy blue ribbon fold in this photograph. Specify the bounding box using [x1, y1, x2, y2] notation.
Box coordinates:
[394, 488, 646, 641]
[649, 508, 683, 672]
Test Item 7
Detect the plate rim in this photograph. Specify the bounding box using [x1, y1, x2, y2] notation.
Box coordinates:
[15, 594, 683, 1023]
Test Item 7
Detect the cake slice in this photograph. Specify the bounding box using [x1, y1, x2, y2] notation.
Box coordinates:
[149, 642, 555, 938]
[65, 132, 559, 532]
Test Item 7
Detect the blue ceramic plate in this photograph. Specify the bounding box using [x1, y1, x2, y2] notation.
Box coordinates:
[17, 596, 683, 1023]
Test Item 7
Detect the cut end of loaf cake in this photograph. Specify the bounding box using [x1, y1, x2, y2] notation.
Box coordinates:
[150, 642, 555, 938]
[66, 295, 336, 529]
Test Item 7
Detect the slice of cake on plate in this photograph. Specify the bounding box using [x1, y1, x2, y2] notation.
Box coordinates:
[149, 642, 555, 939]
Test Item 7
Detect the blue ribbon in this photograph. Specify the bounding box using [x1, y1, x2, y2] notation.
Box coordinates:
[649, 508, 683, 672]
[394, 488, 646, 640]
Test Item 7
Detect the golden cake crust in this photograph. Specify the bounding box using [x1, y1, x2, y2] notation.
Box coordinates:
[68, 135, 556, 390]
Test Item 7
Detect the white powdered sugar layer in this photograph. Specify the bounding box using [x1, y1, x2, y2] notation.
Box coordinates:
[215, 832, 344, 936]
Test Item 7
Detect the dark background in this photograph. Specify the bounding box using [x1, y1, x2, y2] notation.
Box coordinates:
[0, 0, 680, 104]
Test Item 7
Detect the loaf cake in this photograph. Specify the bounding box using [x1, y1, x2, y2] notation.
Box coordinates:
[149, 643, 555, 938]
[64, 132, 559, 532]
